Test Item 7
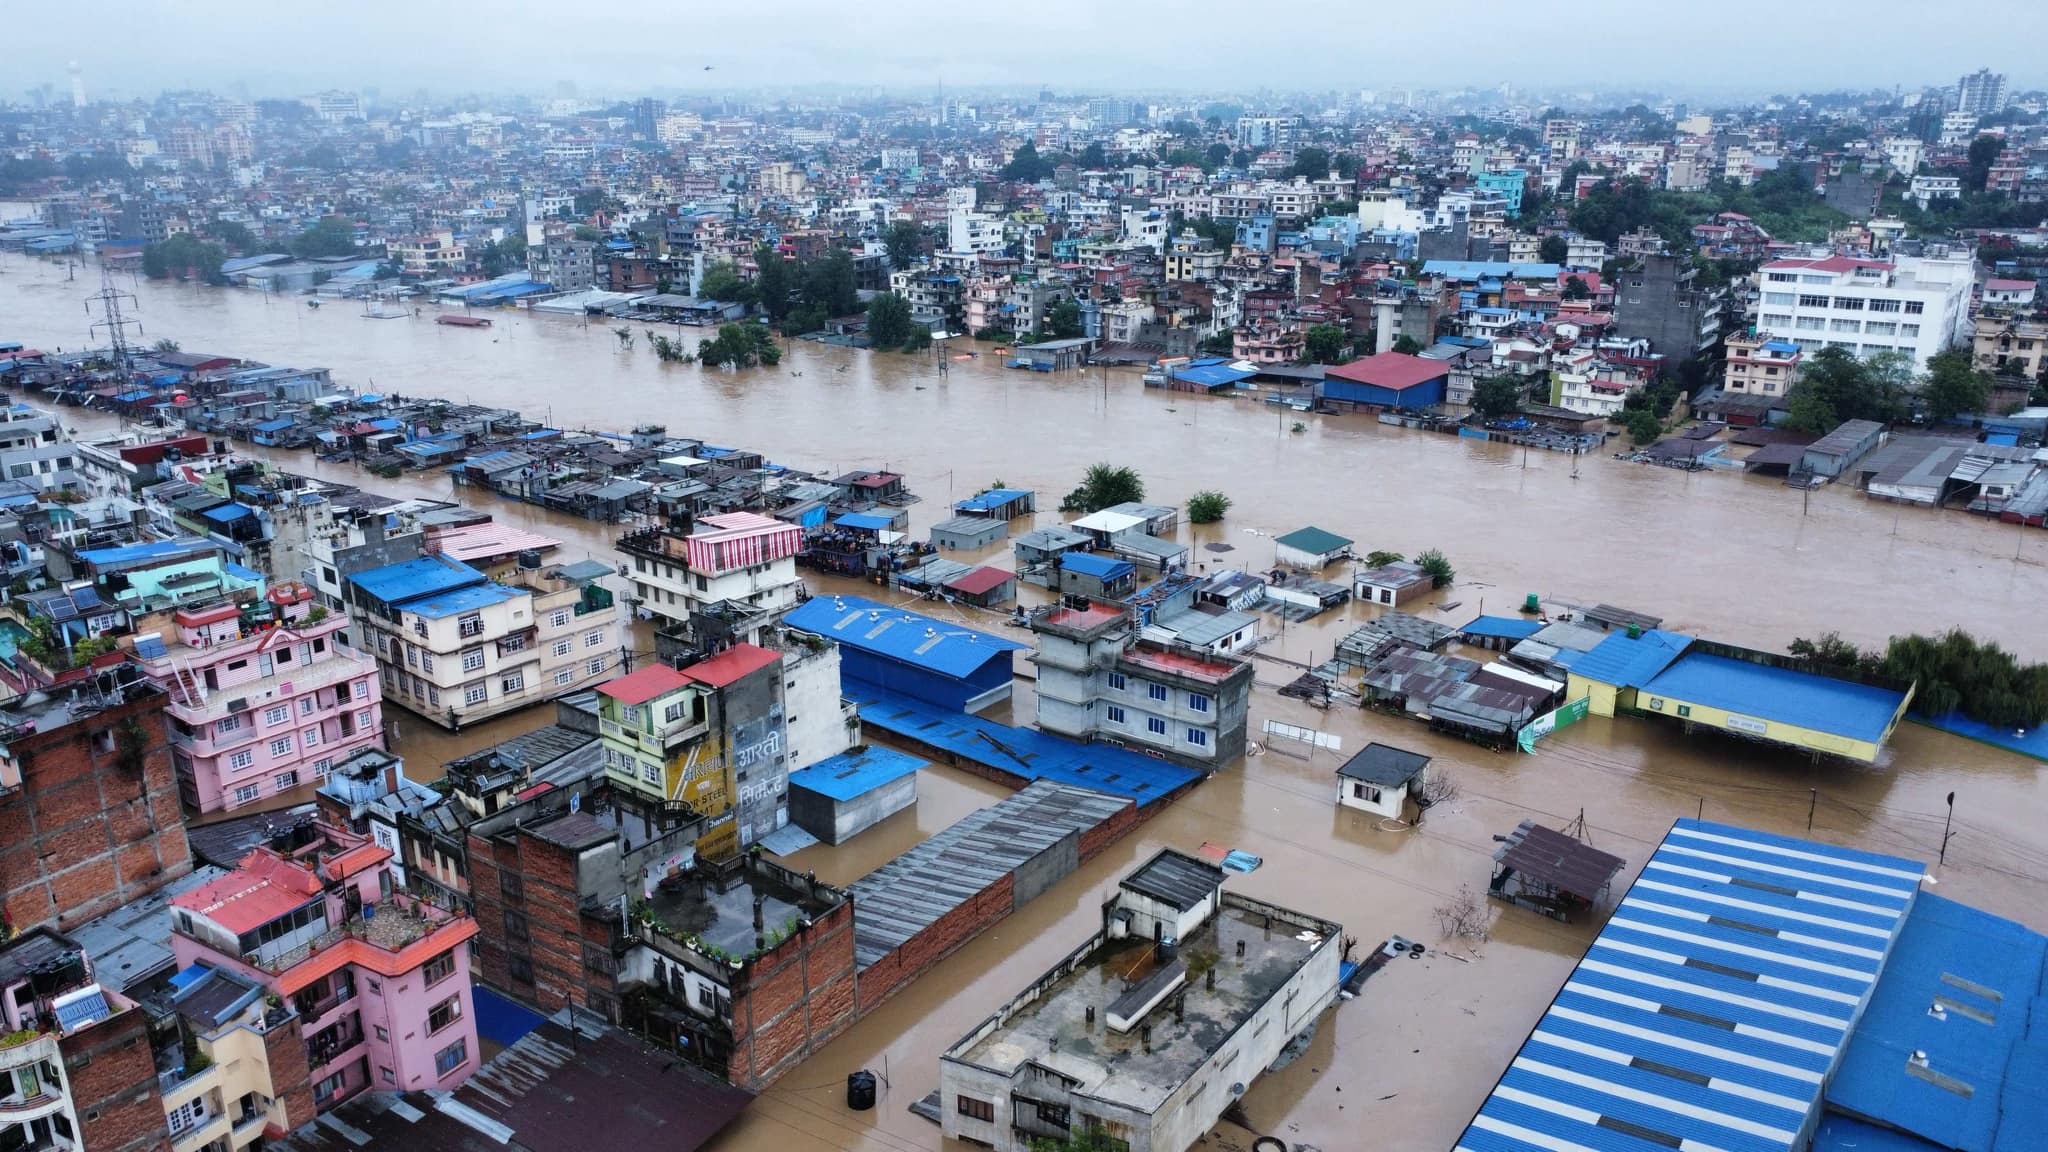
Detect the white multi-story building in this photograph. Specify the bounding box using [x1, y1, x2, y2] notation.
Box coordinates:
[1939, 111, 1980, 147]
[1957, 68, 2008, 116]
[1883, 136, 1925, 175]
[0, 403, 81, 493]
[1908, 175, 1962, 209]
[1752, 252, 1973, 372]
[619, 511, 805, 633]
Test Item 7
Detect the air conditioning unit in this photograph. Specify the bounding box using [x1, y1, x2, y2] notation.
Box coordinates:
[226, 698, 249, 713]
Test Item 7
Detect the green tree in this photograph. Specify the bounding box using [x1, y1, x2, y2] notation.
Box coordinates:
[753, 245, 794, 321]
[697, 262, 756, 307]
[1391, 335, 1425, 355]
[1303, 323, 1347, 365]
[1290, 146, 1332, 179]
[885, 219, 927, 269]
[1204, 142, 1230, 169]
[1186, 490, 1231, 524]
[1415, 549, 1455, 588]
[865, 292, 914, 348]
[288, 216, 357, 258]
[799, 249, 860, 317]
[1920, 348, 1990, 421]
[1538, 234, 1569, 265]
[141, 243, 169, 280]
[1001, 142, 1055, 182]
[1783, 346, 1901, 433]
[1562, 275, 1591, 301]
[1471, 375, 1526, 419]
[1060, 463, 1145, 513]
[900, 326, 931, 353]
[1364, 550, 1404, 567]
[1625, 408, 1663, 444]
[1078, 142, 1106, 168]
[573, 224, 604, 242]
[1043, 299, 1083, 340]
[1966, 134, 2003, 192]
[696, 321, 781, 369]
[210, 218, 257, 251]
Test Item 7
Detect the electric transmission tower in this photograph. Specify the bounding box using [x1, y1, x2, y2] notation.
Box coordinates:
[85, 263, 143, 378]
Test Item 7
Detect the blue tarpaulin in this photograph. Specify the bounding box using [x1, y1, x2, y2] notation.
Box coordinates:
[200, 503, 254, 524]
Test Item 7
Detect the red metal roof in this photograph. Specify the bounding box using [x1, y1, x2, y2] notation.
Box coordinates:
[1325, 352, 1451, 391]
[680, 642, 782, 688]
[597, 663, 694, 704]
[944, 566, 1016, 596]
[1986, 278, 2035, 291]
[173, 850, 324, 936]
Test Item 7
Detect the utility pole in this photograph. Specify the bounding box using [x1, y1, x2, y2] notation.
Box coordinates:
[1938, 790, 1956, 866]
[85, 262, 142, 378]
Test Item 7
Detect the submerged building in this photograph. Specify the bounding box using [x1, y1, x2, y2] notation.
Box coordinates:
[940, 849, 1342, 1152]
[1028, 600, 1254, 768]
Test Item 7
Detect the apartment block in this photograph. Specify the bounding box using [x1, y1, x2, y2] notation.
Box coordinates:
[0, 928, 170, 1152]
[0, 403, 82, 494]
[618, 511, 804, 636]
[170, 820, 481, 1113]
[1721, 334, 1804, 398]
[346, 553, 620, 729]
[1753, 252, 1973, 372]
[1028, 601, 1254, 768]
[131, 581, 384, 814]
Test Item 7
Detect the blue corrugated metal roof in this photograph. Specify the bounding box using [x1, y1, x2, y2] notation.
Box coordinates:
[954, 488, 1032, 513]
[1571, 628, 1694, 689]
[77, 539, 213, 569]
[403, 581, 523, 619]
[1825, 893, 2047, 1152]
[253, 418, 295, 433]
[1058, 551, 1133, 580]
[783, 594, 1024, 679]
[1458, 615, 1545, 641]
[200, 503, 254, 524]
[1456, 820, 1925, 1152]
[849, 685, 1197, 804]
[833, 512, 895, 531]
[1642, 653, 1908, 745]
[1172, 362, 1258, 388]
[788, 745, 925, 801]
[348, 554, 484, 606]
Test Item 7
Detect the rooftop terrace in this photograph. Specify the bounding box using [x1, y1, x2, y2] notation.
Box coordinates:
[952, 897, 1334, 1114]
[644, 858, 843, 961]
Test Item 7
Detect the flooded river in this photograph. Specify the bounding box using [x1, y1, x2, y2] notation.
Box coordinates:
[7, 254, 2047, 1151]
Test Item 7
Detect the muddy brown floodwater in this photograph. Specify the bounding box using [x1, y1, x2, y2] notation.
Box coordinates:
[8, 253, 2048, 1151]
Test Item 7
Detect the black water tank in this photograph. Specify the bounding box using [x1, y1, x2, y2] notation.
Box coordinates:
[517, 550, 543, 570]
[846, 1070, 877, 1111]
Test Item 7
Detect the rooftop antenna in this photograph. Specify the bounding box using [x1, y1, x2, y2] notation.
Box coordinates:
[86, 262, 142, 380]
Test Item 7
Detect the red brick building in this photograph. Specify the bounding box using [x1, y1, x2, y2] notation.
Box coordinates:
[0, 665, 193, 936]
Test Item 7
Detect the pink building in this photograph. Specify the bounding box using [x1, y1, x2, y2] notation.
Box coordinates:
[169, 820, 480, 1112]
[134, 580, 385, 813]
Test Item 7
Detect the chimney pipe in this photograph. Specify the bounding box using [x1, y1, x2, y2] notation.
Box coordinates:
[753, 894, 765, 929]
[1206, 968, 1215, 991]
[1085, 1005, 1095, 1026]
[1235, 939, 1246, 960]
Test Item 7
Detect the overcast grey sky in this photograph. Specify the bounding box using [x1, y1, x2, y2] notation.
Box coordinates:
[15, 0, 2046, 102]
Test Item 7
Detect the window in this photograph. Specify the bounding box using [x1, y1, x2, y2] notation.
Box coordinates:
[358, 709, 373, 729]
[587, 658, 605, 677]
[641, 760, 660, 784]
[215, 715, 242, 737]
[1795, 316, 1826, 331]
[1801, 274, 1833, 285]
[1762, 292, 1795, 306]
[1796, 294, 1829, 308]
[1867, 298, 1901, 313]
[1147, 683, 1168, 702]
[955, 1096, 994, 1123]
[584, 629, 605, 648]
[552, 639, 572, 657]
[1900, 324, 1920, 338]
[1904, 300, 1924, 315]
[427, 685, 440, 706]
[413, 619, 427, 637]
[405, 645, 418, 669]
[1105, 705, 1126, 725]
[1863, 321, 1896, 336]
[1766, 272, 1796, 283]
[1351, 781, 1383, 803]
[1187, 727, 1209, 747]
[374, 1025, 388, 1042]
[264, 704, 290, 726]
[167, 1098, 208, 1136]
[1106, 672, 1126, 691]
[457, 613, 483, 638]
[1187, 692, 1211, 713]
[464, 684, 488, 706]
[314, 757, 333, 778]
[434, 1039, 468, 1078]
[555, 669, 576, 686]
[303, 727, 321, 748]
[269, 737, 294, 757]
[274, 771, 298, 790]
[548, 609, 570, 628]
[1830, 318, 1861, 333]
[1147, 717, 1168, 736]
[233, 783, 261, 805]
[366, 977, 381, 994]
[461, 648, 485, 673]
[381, 1067, 395, 1084]
[299, 696, 315, 715]
[353, 680, 370, 700]
[229, 749, 255, 771]
[501, 633, 527, 653]
[1760, 313, 1792, 328]
[501, 672, 524, 694]
[419, 651, 434, 673]
[427, 995, 462, 1035]
[1832, 296, 1865, 310]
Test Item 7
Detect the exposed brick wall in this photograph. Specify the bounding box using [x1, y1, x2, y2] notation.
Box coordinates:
[466, 833, 511, 992]
[263, 1013, 317, 1128]
[61, 1005, 170, 1152]
[855, 872, 1014, 1016]
[724, 898, 858, 1091]
[0, 689, 193, 935]
[467, 827, 618, 1020]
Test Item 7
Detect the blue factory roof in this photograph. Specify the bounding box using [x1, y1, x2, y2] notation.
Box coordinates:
[1571, 628, 1694, 689]
[783, 594, 1025, 680]
[1172, 362, 1258, 388]
[1458, 615, 1546, 641]
[850, 686, 1198, 804]
[1824, 893, 2048, 1152]
[1456, 819, 1925, 1152]
[402, 581, 523, 620]
[200, 503, 254, 524]
[953, 488, 1032, 513]
[1642, 653, 1908, 745]
[788, 744, 925, 801]
[1058, 551, 1134, 580]
[76, 539, 214, 571]
[833, 512, 896, 532]
[347, 554, 484, 607]
[253, 418, 295, 433]
[1422, 260, 1564, 281]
